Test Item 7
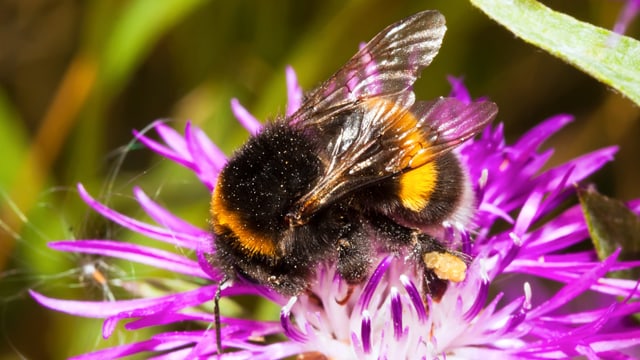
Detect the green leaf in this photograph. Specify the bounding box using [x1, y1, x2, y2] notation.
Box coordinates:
[578, 187, 640, 280]
[470, 0, 640, 106]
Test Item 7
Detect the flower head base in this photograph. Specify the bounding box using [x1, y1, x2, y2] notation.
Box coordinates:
[31, 69, 640, 359]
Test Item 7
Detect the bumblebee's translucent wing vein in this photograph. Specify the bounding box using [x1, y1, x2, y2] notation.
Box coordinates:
[291, 10, 447, 126]
[393, 98, 499, 169]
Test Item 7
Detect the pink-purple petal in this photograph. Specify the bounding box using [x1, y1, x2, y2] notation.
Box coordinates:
[513, 114, 573, 152]
[536, 147, 619, 194]
[280, 297, 307, 342]
[400, 275, 427, 323]
[30, 288, 206, 318]
[613, 0, 640, 35]
[513, 184, 545, 236]
[69, 337, 192, 360]
[134, 129, 195, 169]
[230, 98, 262, 136]
[192, 123, 228, 169]
[154, 121, 192, 159]
[357, 256, 393, 311]
[48, 240, 209, 279]
[285, 66, 303, 116]
[184, 122, 224, 190]
[390, 287, 403, 340]
[77, 184, 202, 249]
[529, 250, 621, 318]
[361, 310, 372, 353]
[102, 285, 217, 337]
[447, 75, 472, 104]
[133, 186, 209, 238]
[126, 312, 214, 330]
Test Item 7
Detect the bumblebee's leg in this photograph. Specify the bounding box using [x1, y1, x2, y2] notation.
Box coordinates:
[415, 233, 449, 301]
[422, 268, 448, 302]
[415, 232, 468, 302]
[365, 212, 466, 302]
[335, 219, 371, 304]
[336, 225, 371, 285]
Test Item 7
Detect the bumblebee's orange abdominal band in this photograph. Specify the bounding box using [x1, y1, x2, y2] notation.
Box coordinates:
[211, 185, 278, 257]
[363, 98, 438, 212]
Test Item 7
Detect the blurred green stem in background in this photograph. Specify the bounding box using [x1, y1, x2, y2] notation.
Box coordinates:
[0, 0, 207, 270]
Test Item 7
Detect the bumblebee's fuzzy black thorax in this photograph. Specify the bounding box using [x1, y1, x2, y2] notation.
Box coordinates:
[211, 121, 334, 295]
[215, 122, 322, 238]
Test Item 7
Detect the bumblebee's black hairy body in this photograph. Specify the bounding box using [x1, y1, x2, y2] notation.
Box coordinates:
[213, 121, 370, 294]
[218, 123, 321, 240]
[212, 123, 329, 294]
[210, 10, 498, 298]
[357, 151, 467, 228]
[213, 113, 470, 296]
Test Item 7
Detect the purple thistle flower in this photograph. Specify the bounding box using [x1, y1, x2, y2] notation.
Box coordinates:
[30, 70, 640, 359]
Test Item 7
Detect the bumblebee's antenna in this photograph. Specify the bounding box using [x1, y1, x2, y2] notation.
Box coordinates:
[215, 275, 229, 358]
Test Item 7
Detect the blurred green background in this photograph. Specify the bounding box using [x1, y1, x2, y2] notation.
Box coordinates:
[0, 0, 638, 358]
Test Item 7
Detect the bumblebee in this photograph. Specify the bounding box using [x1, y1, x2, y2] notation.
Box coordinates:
[210, 10, 497, 301]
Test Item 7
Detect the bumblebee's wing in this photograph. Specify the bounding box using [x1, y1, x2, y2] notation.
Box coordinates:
[287, 95, 498, 225]
[327, 96, 498, 180]
[384, 97, 499, 171]
[290, 10, 446, 126]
